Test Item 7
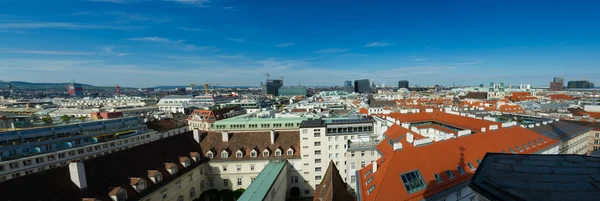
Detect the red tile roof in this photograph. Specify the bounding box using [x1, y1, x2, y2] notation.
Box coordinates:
[357, 123, 558, 201]
[387, 111, 501, 131]
[548, 94, 573, 100]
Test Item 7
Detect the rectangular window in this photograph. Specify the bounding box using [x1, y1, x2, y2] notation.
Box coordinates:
[315, 176, 322, 180]
[251, 177, 256, 183]
[522, 144, 529, 149]
[351, 175, 356, 183]
[176, 180, 182, 189]
[314, 133, 321, 137]
[400, 170, 427, 194]
[366, 177, 373, 185]
[351, 162, 356, 169]
[250, 164, 255, 171]
[315, 167, 322, 172]
[467, 162, 475, 170]
[315, 159, 321, 164]
[367, 185, 376, 194]
[476, 159, 481, 164]
[291, 176, 299, 183]
[237, 178, 243, 186]
[315, 150, 321, 155]
[516, 146, 523, 152]
[314, 141, 321, 146]
[361, 161, 366, 168]
[236, 165, 242, 172]
[222, 166, 228, 172]
[223, 179, 228, 186]
[161, 190, 168, 200]
[371, 150, 375, 156]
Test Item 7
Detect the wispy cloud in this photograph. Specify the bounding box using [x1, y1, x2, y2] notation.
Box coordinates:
[274, 42, 294, 47]
[223, 6, 237, 11]
[72, 12, 92, 16]
[425, 46, 440, 51]
[100, 46, 129, 57]
[168, 0, 209, 7]
[313, 48, 348, 54]
[0, 22, 142, 30]
[225, 38, 253, 44]
[178, 27, 205, 32]
[365, 42, 394, 47]
[343, 53, 368, 57]
[106, 12, 170, 23]
[128, 36, 218, 51]
[559, 41, 567, 45]
[260, 57, 310, 70]
[217, 54, 244, 59]
[406, 56, 428, 62]
[2, 49, 95, 55]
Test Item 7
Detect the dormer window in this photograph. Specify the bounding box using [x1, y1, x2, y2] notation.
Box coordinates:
[130, 178, 147, 192]
[148, 170, 162, 183]
[206, 151, 214, 159]
[287, 148, 294, 156]
[250, 150, 257, 158]
[236, 150, 243, 158]
[180, 157, 190, 168]
[166, 163, 178, 175]
[275, 149, 282, 156]
[263, 149, 270, 157]
[191, 152, 200, 162]
[221, 151, 229, 159]
[109, 187, 127, 201]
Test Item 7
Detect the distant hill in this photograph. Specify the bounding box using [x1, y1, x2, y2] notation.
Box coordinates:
[0, 81, 123, 90]
[152, 85, 257, 90]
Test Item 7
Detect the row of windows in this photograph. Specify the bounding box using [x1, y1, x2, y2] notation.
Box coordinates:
[205, 148, 293, 159]
[214, 123, 301, 130]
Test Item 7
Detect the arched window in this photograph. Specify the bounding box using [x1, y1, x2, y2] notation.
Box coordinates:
[189, 187, 196, 199]
[200, 180, 205, 190]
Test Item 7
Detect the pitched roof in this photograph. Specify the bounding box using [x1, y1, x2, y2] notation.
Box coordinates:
[529, 121, 592, 141]
[314, 160, 355, 201]
[470, 153, 600, 201]
[357, 122, 558, 201]
[146, 119, 183, 132]
[199, 131, 300, 161]
[0, 132, 205, 201]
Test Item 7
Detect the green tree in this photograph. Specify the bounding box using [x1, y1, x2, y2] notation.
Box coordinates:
[233, 188, 246, 200]
[41, 116, 53, 125]
[77, 116, 87, 122]
[60, 115, 71, 124]
[219, 189, 234, 201]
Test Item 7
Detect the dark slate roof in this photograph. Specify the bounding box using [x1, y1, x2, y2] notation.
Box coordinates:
[469, 153, 600, 201]
[300, 119, 325, 128]
[0, 132, 204, 201]
[529, 121, 592, 141]
[462, 92, 488, 100]
[146, 119, 184, 132]
[314, 160, 355, 201]
[199, 131, 300, 161]
[564, 120, 600, 130]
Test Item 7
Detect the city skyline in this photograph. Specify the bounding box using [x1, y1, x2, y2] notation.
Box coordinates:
[1, 0, 600, 87]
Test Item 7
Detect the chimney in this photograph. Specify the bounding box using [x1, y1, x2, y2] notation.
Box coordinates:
[193, 129, 201, 143]
[69, 161, 88, 189]
[481, 127, 486, 132]
[222, 131, 229, 142]
[406, 132, 414, 143]
[372, 161, 378, 173]
[270, 130, 276, 144]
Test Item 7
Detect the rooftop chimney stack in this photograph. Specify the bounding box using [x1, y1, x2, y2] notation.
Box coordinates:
[373, 161, 378, 173]
[69, 161, 88, 189]
[222, 131, 229, 142]
[270, 130, 276, 144]
[193, 129, 201, 143]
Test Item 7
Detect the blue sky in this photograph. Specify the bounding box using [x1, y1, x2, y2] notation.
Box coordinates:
[1, 0, 599, 88]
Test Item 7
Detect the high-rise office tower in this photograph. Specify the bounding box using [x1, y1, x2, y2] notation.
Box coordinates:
[398, 80, 409, 89]
[354, 79, 370, 93]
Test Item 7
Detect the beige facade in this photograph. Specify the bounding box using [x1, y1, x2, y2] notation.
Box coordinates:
[557, 130, 591, 155]
[588, 129, 600, 154]
[138, 164, 208, 201]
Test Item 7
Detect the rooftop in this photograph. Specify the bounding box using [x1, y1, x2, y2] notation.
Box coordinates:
[237, 160, 288, 201]
[529, 121, 592, 141]
[314, 160, 355, 201]
[470, 153, 600, 201]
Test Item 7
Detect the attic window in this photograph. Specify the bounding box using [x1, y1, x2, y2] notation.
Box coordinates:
[236, 151, 243, 158]
[476, 159, 481, 164]
[457, 166, 466, 175]
[529, 142, 535, 147]
[287, 148, 294, 156]
[206, 152, 214, 159]
[250, 150, 257, 158]
[136, 180, 147, 192]
[467, 162, 475, 170]
[263, 150, 270, 157]
[534, 140, 540, 145]
[109, 188, 127, 201]
[516, 146, 523, 152]
[522, 144, 529, 149]
[221, 151, 229, 158]
[539, 138, 546, 143]
[445, 170, 454, 179]
[434, 174, 442, 183]
[192, 152, 200, 162]
[167, 164, 178, 175]
[509, 148, 516, 154]
[181, 158, 190, 168]
[275, 149, 282, 157]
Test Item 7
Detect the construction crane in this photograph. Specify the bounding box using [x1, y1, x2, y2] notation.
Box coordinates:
[262, 72, 271, 80]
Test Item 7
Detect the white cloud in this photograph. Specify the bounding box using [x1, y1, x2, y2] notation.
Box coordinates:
[313, 48, 348, 54]
[128, 37, 181, 43]
[90, 0, 135, 3]
[365, 42, 394, 47]
[217, 54, 244, 59]
[101, 46, 129, 57]
[128, 36, 217, 51]
[343, 53, 368, 57]
[406, 56, 428, 62]
[2, 49, 95, 55]
[168, 0, 209, 7]
[222, 6, 237, 10]
[178, 27, 205, 32]
[0, 22, 142, 30]
[274, 42, 294, 47]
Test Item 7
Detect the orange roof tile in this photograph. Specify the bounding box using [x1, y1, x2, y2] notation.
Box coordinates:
[358, 120, 558, 201]
[359, 108, 368, 115]
[548, 94, 573, 100]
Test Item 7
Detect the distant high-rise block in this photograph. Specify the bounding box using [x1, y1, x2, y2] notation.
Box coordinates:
[354, 79, 370, 93]
[344, 81, 352, 87]
[550, 82, 564, 91]
[567, 80, 594, 89]
[266, 79, 283, 96]
[68, 81, 84, 97]
[553, 77, 564, 83]
[398, 80, 409, 89]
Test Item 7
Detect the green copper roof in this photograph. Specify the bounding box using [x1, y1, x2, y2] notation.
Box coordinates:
[237, 160, 287, 201]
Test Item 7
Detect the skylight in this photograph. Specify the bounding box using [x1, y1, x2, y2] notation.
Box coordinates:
[467, 162, 475, 170]
[516, 146, 523, 152]
[539, 138, 546, 143]
[457, 166, 466, 175]
[434, 174, 443, 183]
[529, 142, 535, 147]
[509, 148, 516, 154]
[400, 170, 427, 194]
[534, 140, 540, 145]
[445, 170, 455, 179]
[476, 159, 481, 164]
[522, 144, 529, 149]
